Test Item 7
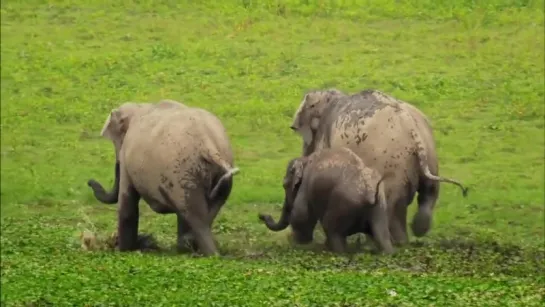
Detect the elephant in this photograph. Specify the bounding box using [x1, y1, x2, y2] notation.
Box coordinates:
[258, 147, 394, 254]
[87, 100, 239, 256]
[289, 88, 468, 246]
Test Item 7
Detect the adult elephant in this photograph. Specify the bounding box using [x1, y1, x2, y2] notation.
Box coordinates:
[87, 100, 239, 255]
[289, 89, 467, 245]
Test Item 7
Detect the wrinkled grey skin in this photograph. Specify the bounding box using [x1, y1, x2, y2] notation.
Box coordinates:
[290, 89, 468, 246]
[87, 100, 239, 256]
[258, 147, 394, 254]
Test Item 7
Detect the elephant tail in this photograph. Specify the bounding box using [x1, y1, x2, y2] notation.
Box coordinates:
[209, 167, 240, 200]
[409, 129, 469, 197]
[372, 171, 395, 210]
[204, 151, 240, 200]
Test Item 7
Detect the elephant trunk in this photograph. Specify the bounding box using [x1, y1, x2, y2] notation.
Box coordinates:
[302, 131, 317, 157]
[87, 161, 120, 204]
[258, 198, 291, 231]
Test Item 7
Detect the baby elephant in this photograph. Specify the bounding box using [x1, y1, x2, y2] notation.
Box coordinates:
[258, 147, 394, 254]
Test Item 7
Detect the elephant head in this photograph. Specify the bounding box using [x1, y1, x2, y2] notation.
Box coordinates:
[87, 103, 152, 204]
[100, 103, 151, 160]
[290, 89, 345, 156]
[258, 157, 308, 233]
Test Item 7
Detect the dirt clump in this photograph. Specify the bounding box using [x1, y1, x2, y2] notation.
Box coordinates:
[80, 230, 160, 252]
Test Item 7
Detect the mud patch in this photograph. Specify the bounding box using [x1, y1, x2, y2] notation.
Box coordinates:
[405, 237, 545, 277]
[217, 233, 544, 279]
[80, 230, 160, 252]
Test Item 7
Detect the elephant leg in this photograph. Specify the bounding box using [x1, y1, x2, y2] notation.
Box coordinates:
[117, 171, 140, 251]
[184, 191, 219, 256]
[290, 192, 317, 244]
[389, 202, 408, 246]
[207, 203, 225, 228]
[205, 174, 232, 227]
[321, 191, 357, 253]
[290, 218, 318, 245]
[412, 180, 439, 237]
[324, 232, 347, 253]
[176, 214, 197, 253]
[371, 206, 394, 254]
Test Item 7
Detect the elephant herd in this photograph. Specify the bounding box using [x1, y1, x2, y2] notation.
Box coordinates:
[87, 89, 468, 256]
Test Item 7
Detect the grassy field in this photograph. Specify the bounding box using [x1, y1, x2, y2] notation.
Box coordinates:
[1, 0, 544, 305]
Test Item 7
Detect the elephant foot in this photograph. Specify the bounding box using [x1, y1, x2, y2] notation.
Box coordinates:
[117, 214, 139, 251]
[374, 235, 395, 255]
[411, 208, 432, 237]
[188, 225, 219, 257]
[325, 234, 347, 254]
[177, 233, 199, 253]
[289, 230, 314, 245]
[117, 230, 139, 251]
[391, 234, 408, 247]
[389, 224, 408, 247]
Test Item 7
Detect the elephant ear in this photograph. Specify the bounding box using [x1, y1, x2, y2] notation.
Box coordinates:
[100, 109, 130, 141]
[290, 159, 305, 194]
[291, 93, 309, 131]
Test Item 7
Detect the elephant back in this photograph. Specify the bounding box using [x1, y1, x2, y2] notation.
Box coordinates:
[314, 92, 422, 193]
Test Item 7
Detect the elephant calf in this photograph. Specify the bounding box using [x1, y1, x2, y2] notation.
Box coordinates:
[258, 147, 394, 254]
[87, 100, 239, 256]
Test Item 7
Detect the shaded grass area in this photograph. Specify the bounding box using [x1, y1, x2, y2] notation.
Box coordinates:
[1, 0, 544, 305]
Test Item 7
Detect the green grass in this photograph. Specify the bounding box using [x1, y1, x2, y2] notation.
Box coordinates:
[1, 0, 544, 305]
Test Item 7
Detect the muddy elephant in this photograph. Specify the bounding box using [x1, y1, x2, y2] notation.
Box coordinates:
[87, 100, 239, 256]
[289, 89, 467, 246]
[258, 147, 395, 254]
